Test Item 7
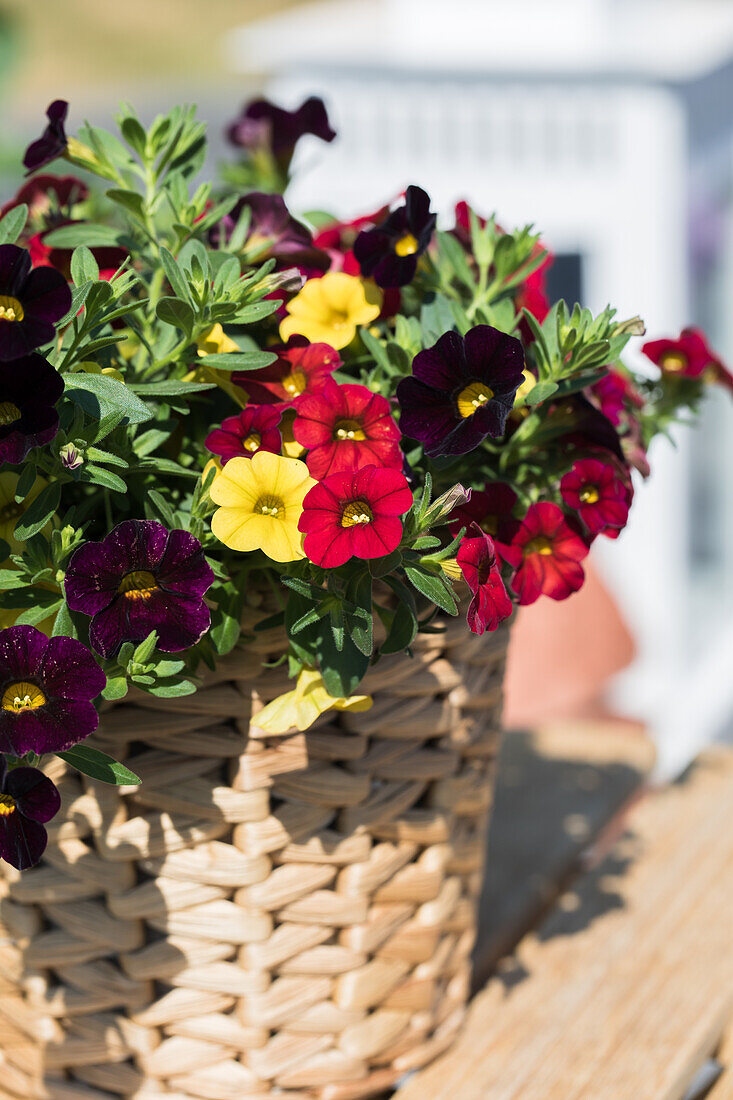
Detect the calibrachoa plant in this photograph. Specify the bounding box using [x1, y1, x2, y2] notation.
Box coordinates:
[0, 95, 726, 869]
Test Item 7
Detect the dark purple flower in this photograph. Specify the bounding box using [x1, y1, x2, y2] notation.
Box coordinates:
[0, 626, 106, 757]
[0, 354, 64, 463]
[23, 101, 69, 174]
[353, 186, 437, 288]
[397, 325, 525, 457]
[0, 756, 60, 870]
[65, 520, 215, 659]
[227, 96, 335, 170]
[0, 245, 71, 361]
[210, 192, 329, 271]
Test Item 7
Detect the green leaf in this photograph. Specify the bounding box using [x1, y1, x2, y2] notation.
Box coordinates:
[128, 380, 215, 397]
[51, 602, 78, 639]
[14, 462, 38, 503]
[381, 578, 418, 655]
[156, 296, 194, 335]
[64, 373, 152, 424]
[147, 489, 176, 527]
[159, 246, 192, 302]
[58, 745, 140, 786]
[43, 223, 124, 248]
[197, 351, 277, 372]
[132, 630, 158, 665]
[106, 188, 146, 221]
[14, 482, 62, 541]
[15, 600, 63, 627]
[404, 564, 459, 616]
[146, 678, 197, 698]
[525, 381, 559, 406]
[70, 246, 100, 287]
[102, 675, 128, 700]
[120, 114, 147, 157]
[82, 465, 127, 493]
[0, 203, 28, 245]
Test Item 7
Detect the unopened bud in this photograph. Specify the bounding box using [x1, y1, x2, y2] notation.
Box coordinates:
[60, 443, 82, 470]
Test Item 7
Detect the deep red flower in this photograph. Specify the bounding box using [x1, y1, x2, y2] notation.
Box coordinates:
[507, 502, 589, 605]
[1, 174, 88, 223]
[233, 339, 340, 407]
[642, 327, 733, 392]
[450, 481, 519, 564]
[23, 101, 69, 173]
[586, 373, 649, 476]
[293, 377, 403, 479]
[299, 465, 413, 568]
[226, 96, 335, 171]
[560, 457, 631, 539]
[516, 241, 553, 325]
[205, 405, 282, 465]
[456, 527, 513, 635]
[209, 192, 329, 271]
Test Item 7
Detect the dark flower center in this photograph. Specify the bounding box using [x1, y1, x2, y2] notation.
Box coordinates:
[2, 680, 46, 713]
[255, 494, 284, 518]
[243, 432, 261, 453]
[118, 570, 158, 600]
[0, 793, 16, 817]
[334, 419, 366, 442]
[480, 515, 498, 536]
[341, 500, 373, 528]
[456, 381, 494, 419]
[0, 296, 24, 323]
[282, 368, 307, 396]
[0, 501, 23, 522]
[660, 351, 687, 372]
[476, 558, 493, 585]
[579, 486, 600, 504]
[394, 232, 419, 257]
[0, 401, 21, 426]
[525, 536, 553, 556]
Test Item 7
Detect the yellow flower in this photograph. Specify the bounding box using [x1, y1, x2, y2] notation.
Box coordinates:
[77, 360, 124, 382]
[513, 369, 537, 407]
[254, 668, 373, 734]
[196, 323, 241, 357]
[280, 273, 382, 350]
[280, 409, 305, 459]
[184, 324, 248, 409]
[0, 472, 49, 554]
[210, 450, 315, 562]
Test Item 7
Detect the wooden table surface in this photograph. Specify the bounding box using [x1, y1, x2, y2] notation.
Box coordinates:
[396, 725, 733, 1100]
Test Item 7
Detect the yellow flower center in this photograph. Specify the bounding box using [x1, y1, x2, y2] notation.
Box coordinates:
[243, 432, 261, 453]
[0, 793, 16, 816]
[660, 351, 687, 372]
[2, 681, 46, 713]
[334, 419, 366, 442]
[579, 486, 600, 504]
[118, 570, 158, 600]
[0, 401, 21, 426]
[282, 369, 307, 396]
[456, 381, 494, 419]
[525, 536, 553, 556]
[255, 494, 285, 518]
[0, 296, 24, 323]
[394, 232, 419, 257]
[341, 500, 373, 527]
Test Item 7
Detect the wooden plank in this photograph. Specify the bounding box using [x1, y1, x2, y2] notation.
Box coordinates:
[475, 721, 653, 982]
[708, 1020, 733, 1099]
[398, 747, 733, 1100]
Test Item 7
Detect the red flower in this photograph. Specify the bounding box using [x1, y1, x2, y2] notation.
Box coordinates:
[234, 339, 340, 407]
[642, 327, 733, 392]
[507, 502, 589, 605]
[299, 465, 413, 568]
[516, 241, 553, 324]
[450, 481, 519, 564]
[313, 204, 391, 271]
[457, 527, 513, 635]
[205, 406, 282, 465]
[293, 377, 403, 479]
[560, 457, 632, 539]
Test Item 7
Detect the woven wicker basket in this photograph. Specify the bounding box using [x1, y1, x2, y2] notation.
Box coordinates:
[0, 612, 508, 1100]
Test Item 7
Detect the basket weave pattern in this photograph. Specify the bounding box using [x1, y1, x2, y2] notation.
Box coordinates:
[0, 617, 508, 1100]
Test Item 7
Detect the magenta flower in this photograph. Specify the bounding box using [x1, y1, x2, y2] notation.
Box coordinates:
[397, 326, 525, 456]
[0, 757, 60, 870]
[0, 626, 106, 757]
[23, 101, 69, 173]
[64, 520, 215, 659]
[205, 405, 282, 465]
[0, 245, 71, 361]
